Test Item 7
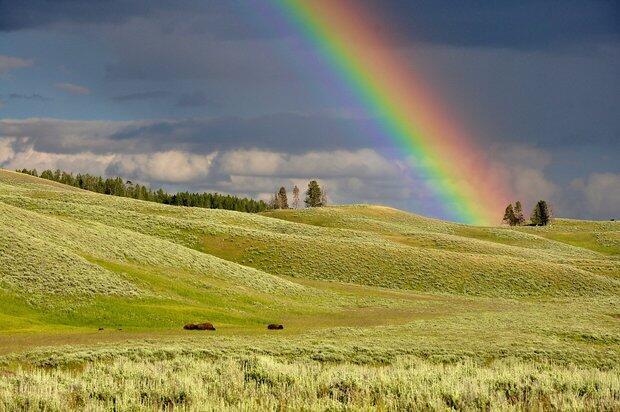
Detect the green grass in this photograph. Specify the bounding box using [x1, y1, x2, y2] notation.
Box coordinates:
[0, 169, 619, 409]
[1, 356, 618, 411]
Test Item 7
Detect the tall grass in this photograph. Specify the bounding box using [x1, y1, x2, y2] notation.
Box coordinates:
[1, 356, 618, 411]
[2, 170, 618, 300]
[1, 169, 618, 409]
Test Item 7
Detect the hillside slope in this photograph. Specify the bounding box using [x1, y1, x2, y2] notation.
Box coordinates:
[0, 169, 618, 342]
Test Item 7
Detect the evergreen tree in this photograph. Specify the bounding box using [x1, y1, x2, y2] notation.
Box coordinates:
[502, 204, 517, 226]
[305, 180, 323, 207]
[292, 185, 300, 209]
[530, 203, 541, 226]
[15, 168, 267, 213]
[514, 201, 525, 225]
[531, 200, 551, 226]
[277, 186, 288, 209]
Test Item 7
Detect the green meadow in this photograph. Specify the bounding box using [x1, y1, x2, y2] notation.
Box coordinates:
[0, 169, 618, 410]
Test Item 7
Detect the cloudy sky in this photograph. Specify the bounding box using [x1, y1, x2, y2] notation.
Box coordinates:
[0, 0, 618, 220]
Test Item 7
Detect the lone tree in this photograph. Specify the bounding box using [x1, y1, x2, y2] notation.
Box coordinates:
[277, 186, 288, 209]
[530, 200, 551, 226]
[291, 185, 300, 209]
[320, 184, 328, 206]
[305, 180, 323, 207]
[502, 204, 517, 226]
[514, 201, 525, 226]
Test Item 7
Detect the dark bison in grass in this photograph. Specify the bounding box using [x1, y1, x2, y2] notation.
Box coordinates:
[184, 322, 215, 331]
[267, 324, 284, 330]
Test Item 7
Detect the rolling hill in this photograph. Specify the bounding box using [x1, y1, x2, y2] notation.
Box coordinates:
[0, 168, 618, 332]
[0, 168, 618, 409]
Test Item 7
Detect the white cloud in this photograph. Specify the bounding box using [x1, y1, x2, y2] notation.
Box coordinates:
[0, 135, 411, 205]
[511, 168, 560, 204]
[1, 119, 616, 220]
[216, 148, 403, 179]
[490, 143, 560, 208]
[0, 138, 16, 163]
[54, 82, 91, 95]
[0, 143, 213, 185]
[0, 55, 33, 75]
[106, 151, 216, 183]
[570, 173, 620, 219]
[0, 141, 114, 176]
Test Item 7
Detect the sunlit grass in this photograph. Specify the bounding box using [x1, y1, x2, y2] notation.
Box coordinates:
[1, 356, 618, 411]
[0, 169, 618, 409]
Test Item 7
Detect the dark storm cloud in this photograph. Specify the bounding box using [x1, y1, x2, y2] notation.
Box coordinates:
[111, 91, 171, 102]
[176, 91, 213, 108]
[2, 0, 617, 50]
[0, 0, 147, 31]
[0, 0, 286, 40]
[6, 93, 51, 101]
[363, 0, 619, 50]
[109, 113, 376, 153]
[102, 31, 295, 81]
[1, 1, 618, 219]
[0, 114, 377, 155]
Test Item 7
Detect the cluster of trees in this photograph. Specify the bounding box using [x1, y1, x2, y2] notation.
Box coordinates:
[503, 200, 552, 226]
[270, 180, 326, 209]
[17, 168, 268, 213]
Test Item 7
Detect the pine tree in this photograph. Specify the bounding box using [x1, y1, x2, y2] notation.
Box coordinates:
[502, 204, 516, 226]
[541, 201, 551, 225]
[304, 180, 323, 207]
[16, 168, 267, 213]
[514, 201, 525, 225]
[292, 185, 300, 209]
[530, 203, 541, 226]
[531, 200, 551, 226]
[277, 186, 288, 209]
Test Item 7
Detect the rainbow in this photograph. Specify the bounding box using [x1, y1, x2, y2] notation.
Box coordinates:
[273, 0, 509, 225]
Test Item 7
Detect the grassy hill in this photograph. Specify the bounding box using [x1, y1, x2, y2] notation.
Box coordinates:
[0, 169, 618, 409]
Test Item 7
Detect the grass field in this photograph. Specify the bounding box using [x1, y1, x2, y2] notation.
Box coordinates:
[0, 169, 618, 410]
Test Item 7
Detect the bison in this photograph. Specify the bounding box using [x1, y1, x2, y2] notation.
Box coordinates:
[267, 324, 284, 330]
[183, 322, 215, 331]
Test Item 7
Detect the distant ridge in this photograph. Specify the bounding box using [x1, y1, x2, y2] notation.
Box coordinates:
[15, 168, 268, 213]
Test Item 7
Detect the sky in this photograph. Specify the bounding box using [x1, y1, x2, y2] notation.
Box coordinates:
[0, 0, 618, 221]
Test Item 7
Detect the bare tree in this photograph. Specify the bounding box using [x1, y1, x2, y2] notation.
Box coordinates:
[268, 193, 278, 209]
[292, 185, 300, 209]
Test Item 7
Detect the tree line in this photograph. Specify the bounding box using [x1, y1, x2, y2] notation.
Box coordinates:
[17, 168, 268, 213]
[270, 180, 327, 209]
[503, 200, 552, 226]
[20, 167, 557, 224]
